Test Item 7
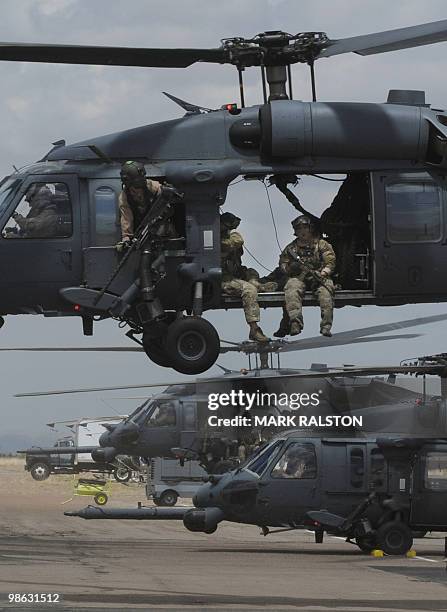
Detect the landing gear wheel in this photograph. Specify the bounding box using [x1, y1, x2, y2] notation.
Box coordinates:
[142, 336, 172, 367]
[113, 467, 132, 483]
[376, 521, 413, 555]
[158, 490, 178, 507]
[165, 316, 220, 375]
[94, 493, 108, 506]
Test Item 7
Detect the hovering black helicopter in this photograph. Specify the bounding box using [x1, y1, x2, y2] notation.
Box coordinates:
[1, 20, 447, 374]
[19, 314, 447, 473]
[67, 367, 447, 557]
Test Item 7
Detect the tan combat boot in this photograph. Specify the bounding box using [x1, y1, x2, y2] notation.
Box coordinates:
[249, 322, 269, 343]
[290, 321, 303, 336]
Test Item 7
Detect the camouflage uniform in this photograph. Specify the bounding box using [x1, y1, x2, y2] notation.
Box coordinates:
[119, 179, 177, 241]
[280, 237, 336, 333]
[221, 230, 260, 324]
[13, 185, 58, 238]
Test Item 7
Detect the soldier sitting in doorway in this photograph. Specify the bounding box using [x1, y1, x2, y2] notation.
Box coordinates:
[276, 215, 336, 338]
[220, 212, 270, 343]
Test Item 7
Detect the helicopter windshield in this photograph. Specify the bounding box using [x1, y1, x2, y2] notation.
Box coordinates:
[0, 177, 21, 218]
[125, 399, 151, 423]
[244, 439, 284, 476]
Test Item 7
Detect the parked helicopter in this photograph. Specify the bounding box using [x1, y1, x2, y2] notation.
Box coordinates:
[1, 21, 447, 373]
[66, 401, 447, 556]
[18, 314, 447, 474]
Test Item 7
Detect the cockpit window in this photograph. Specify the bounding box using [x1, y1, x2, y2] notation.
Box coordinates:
[2, 182, 73, 239]
[145, 401, 176, 427]
[271, 442, 317, 479]
[245, 440, 284, 476]
[0, 177, 21, 218]
[126, 399, 151, 423]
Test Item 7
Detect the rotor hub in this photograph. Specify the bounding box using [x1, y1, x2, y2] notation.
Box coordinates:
[221, 31, 329, 67]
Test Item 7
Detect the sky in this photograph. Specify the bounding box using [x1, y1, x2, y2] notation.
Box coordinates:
[1, 0, 447, 450]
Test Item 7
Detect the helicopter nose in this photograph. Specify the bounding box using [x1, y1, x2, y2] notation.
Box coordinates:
[91, 446, 117, 463]
[111, 422, 140, 444]
[99, 431, 111, 447]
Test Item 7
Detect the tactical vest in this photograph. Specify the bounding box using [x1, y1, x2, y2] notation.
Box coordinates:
[125, 187, 157, 230]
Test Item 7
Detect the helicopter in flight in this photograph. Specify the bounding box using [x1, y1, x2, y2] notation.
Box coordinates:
[1, 20, 447, 373]
[67, 356, 447, 557]
[18, 314, 447, 474]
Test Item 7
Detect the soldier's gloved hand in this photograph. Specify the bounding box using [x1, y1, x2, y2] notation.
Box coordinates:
[115, 239, 132, 253]
[289, 261, 301, 275]
[161, 185, 184, 201]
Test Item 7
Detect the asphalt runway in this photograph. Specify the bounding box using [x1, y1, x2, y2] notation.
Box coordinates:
[1, 460, 447, 611]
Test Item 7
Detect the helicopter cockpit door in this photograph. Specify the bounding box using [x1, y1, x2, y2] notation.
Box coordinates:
[372, 172, 447, 300]
[257, 440, 321, 526]
[0, 174, 81, 312]
[141, 400, 179, 457]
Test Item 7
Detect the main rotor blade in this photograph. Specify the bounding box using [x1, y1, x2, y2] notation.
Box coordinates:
[271, 364, 446, 380]
[15, 380, 193, 397]
[0, 346, 143, 352]
[279, 313, 447, 353]
[320, 19, 447, 58]
[0, 43, 225, 68]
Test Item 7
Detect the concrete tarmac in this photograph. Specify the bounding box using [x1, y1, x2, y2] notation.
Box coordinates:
[1, 459, 447, 611]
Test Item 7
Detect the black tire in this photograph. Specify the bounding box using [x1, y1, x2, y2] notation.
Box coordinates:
[158, 490, 178, 507]
[113, 467, 131, 483]
[30, 462, 51, 481]
[165, 316, 220, 375]
[376, 521, 413, 555]
[142, 336, 172, 368]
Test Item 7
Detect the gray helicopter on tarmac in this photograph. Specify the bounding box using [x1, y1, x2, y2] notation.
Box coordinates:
[1, 21, 447, 373]
[18, 314, 447, 474]
[67, 356, 447, 557]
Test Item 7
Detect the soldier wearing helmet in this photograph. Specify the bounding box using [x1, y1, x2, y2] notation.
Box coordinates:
[276, 214, 336, 337]
[118, 160, 177, 244]
[220, 212, 269, 343]
[10, 183, 58, 238]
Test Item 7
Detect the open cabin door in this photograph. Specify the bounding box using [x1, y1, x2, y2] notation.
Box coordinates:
[372, 171, 447, 300]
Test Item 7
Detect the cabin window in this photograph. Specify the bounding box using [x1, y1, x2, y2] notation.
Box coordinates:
[424, 452, 447, 490]
[182, 403, 195, 429]
[2, 182, 72, 239]
[146, 401, 176, 427]
[350, 447, 365, 488]
[370, 448, 386, 489]
[271, 442, 317, 479]
[94, 186, 119, 245]
[385, 182, 442, 243]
